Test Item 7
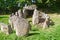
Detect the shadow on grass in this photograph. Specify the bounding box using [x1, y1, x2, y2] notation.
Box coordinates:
[28, 32, 40, 36]
[50, 21, 55, 26]
[0, 17, 8, 18]
[48, 19, 55, 28]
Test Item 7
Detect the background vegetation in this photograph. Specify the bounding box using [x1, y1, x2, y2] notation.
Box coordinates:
[0, 0, 60, 14]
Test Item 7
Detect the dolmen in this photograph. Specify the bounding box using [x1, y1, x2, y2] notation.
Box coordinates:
[23, 5, 37, 18]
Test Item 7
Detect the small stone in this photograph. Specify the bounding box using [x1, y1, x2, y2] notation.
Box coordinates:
[0, 23, 12, 35]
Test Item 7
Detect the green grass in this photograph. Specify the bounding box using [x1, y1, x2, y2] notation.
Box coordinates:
[0, 15, 9, 24]
[0, 14, 60, 40]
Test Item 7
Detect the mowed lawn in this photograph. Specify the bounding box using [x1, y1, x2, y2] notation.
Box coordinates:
[0, 14, 60, 40]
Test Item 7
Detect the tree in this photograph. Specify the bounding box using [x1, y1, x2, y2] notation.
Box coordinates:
[0, 0, 19, 14]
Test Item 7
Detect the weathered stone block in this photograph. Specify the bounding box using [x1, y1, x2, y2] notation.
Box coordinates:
[0, 23, 12, 35]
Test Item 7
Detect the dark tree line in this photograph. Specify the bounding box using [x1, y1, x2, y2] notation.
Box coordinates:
[0, 0, 60, 14]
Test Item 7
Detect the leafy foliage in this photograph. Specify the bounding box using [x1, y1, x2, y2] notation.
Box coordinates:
[0, 0, 60, 14]
[0, 0, 19, 14]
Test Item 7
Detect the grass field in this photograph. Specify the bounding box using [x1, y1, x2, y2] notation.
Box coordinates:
[0, 14, 60, 40]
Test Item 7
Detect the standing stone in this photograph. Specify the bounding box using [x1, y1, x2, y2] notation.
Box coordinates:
[32, 8, 39, 25]
[9, 13, 15, 30]
[0, 23, 12, 35]
[17, 9, 23, 18]
[23, 9, 28, 18]
[9, 14, 30, 36]
[9, 12, 23, 30]
[16, 17, 30, 36]
[15, 12, 18, 16]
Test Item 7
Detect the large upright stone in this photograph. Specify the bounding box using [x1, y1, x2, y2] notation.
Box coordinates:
[9, 14, 30, 36]
[32, 8, 39, 25]
[16, 17, 30, 36]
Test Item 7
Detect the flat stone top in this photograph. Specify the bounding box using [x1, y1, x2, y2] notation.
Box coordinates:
[23, 5, 37, 10]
